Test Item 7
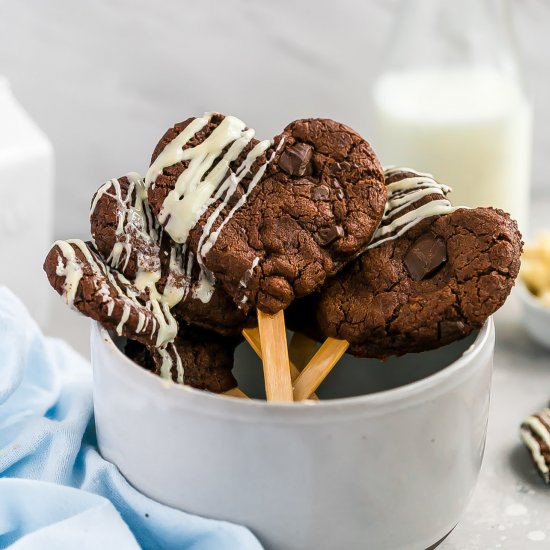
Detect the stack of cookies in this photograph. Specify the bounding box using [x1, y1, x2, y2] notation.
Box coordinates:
[44, 113, 522, 401]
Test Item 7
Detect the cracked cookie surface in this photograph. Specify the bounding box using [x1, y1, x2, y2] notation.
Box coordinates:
[317, 207, 522, 358]
[146, 115, 386, 314]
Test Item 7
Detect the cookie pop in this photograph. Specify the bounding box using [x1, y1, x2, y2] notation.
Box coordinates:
[142, 113, 386, 400]
[287, 167, 523, 399]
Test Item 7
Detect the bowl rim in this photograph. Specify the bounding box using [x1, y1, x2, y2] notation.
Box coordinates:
[92, 315, 494, 417]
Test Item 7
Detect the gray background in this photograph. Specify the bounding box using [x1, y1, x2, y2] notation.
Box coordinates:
[0, 0, 548, 239]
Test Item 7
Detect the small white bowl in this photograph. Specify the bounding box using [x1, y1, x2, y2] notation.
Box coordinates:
[517, 280, 550, 349]
[91, 319, 495, 550]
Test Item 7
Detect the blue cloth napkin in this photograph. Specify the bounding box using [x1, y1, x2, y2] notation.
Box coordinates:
[0, 288, 261, 550]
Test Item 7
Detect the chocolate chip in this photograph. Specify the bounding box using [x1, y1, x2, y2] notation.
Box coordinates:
[312, 185, 330, 201]
[404, 232, 447, 281]
[330, 161, 355, 175]
[329, 162, 341, 175]
[278, 143, 313, 176]
[332, 179, 344, 199]
[317, 225, 344, 246]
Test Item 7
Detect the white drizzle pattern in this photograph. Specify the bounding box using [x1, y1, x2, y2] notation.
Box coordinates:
[144, 112, 277, 304]
[90, 172, 161, 275]
[54, 238, 177, 346]
[520, 409, 550, 483]
[55, 114, 278, 384]
[367, 166, 459, 249]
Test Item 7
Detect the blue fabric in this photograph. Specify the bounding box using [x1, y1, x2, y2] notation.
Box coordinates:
[0, 288, 261, 550]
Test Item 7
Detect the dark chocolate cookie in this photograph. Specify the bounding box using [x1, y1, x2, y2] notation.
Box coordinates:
[44, 239, 177, 348]
[316, 169, 522, 357]
[90, 174, 250, 336]
[125, 327, 239, 393]
[520, 407, 550, 484]
[145, 114, 386, 314]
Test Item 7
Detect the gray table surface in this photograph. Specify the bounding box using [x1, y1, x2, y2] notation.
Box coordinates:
[43, 195, 550, 550]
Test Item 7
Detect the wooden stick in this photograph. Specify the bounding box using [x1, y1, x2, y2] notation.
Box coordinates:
[223, 387, 249, 399]
[256, 310, 294, 402]
[243, 327, 300, 381]
[293, 338, 349, 401]
[243, 327, 319, 400]
[289, 332, 318, 371]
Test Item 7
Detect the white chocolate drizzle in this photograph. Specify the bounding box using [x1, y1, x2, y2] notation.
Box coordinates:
[58, 114, 279, 384]
[144, 112, 277, 304]
[520, 409, 550, 483]
[367, 167, 459, 249]
[54, 238, 178, 359]
[90, 173, 161, 275]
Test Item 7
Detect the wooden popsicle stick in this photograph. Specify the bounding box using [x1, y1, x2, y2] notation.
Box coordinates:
[293, 337, 349, 401]
[289, 332, 318, 371]
[223, 387, 250, 399]
[243, 327, 319, 400]
[256, 310, 294, 402]
[243, 327, 300, 381]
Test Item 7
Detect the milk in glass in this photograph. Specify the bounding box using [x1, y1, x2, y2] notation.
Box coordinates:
[373, 67, 532, 230]
[372, 0, 532, 233]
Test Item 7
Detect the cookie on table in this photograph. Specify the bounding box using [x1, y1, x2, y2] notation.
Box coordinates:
[520, 408, 550, 483]
[125, 327, 239, 393]
[316, 168, 523, 358]
[90, 173, 250, 336]
[145, 113, 386, 314]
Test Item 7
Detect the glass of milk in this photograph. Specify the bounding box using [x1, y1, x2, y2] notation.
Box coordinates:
[372, 0, 532, 233]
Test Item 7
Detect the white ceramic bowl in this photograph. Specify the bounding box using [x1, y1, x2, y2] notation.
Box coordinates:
[91, 319, 495, 550]
[517, 280, 550, 349]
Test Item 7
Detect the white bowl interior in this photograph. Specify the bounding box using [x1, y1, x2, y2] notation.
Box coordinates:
[235, 332, 478, 399]
[112, 329, 479, 400]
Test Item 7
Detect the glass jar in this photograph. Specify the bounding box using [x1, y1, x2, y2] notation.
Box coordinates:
[372, 0, 532, 233]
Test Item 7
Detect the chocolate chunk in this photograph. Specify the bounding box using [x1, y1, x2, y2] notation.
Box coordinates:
[312, 185, 330, 201]
[317, 203, 522, 359]
[404, 232, 447, 281]
[332, 179, 345, 200]
[317, 225, 344, 246]
[330, 161, 355, 175]
[278, 143, 313, 176]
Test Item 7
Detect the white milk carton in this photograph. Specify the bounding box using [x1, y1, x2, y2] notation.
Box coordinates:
[0, 77, 54, 326]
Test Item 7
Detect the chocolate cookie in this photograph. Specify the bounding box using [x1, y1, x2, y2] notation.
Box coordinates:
[44, 239, 177, 348]
[124, 327, 238, 393]
[520, 407, 550, 483]
[317, 169, 522, 357]
[90, 174, 250, 336]
[145, 113, 386, 314]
